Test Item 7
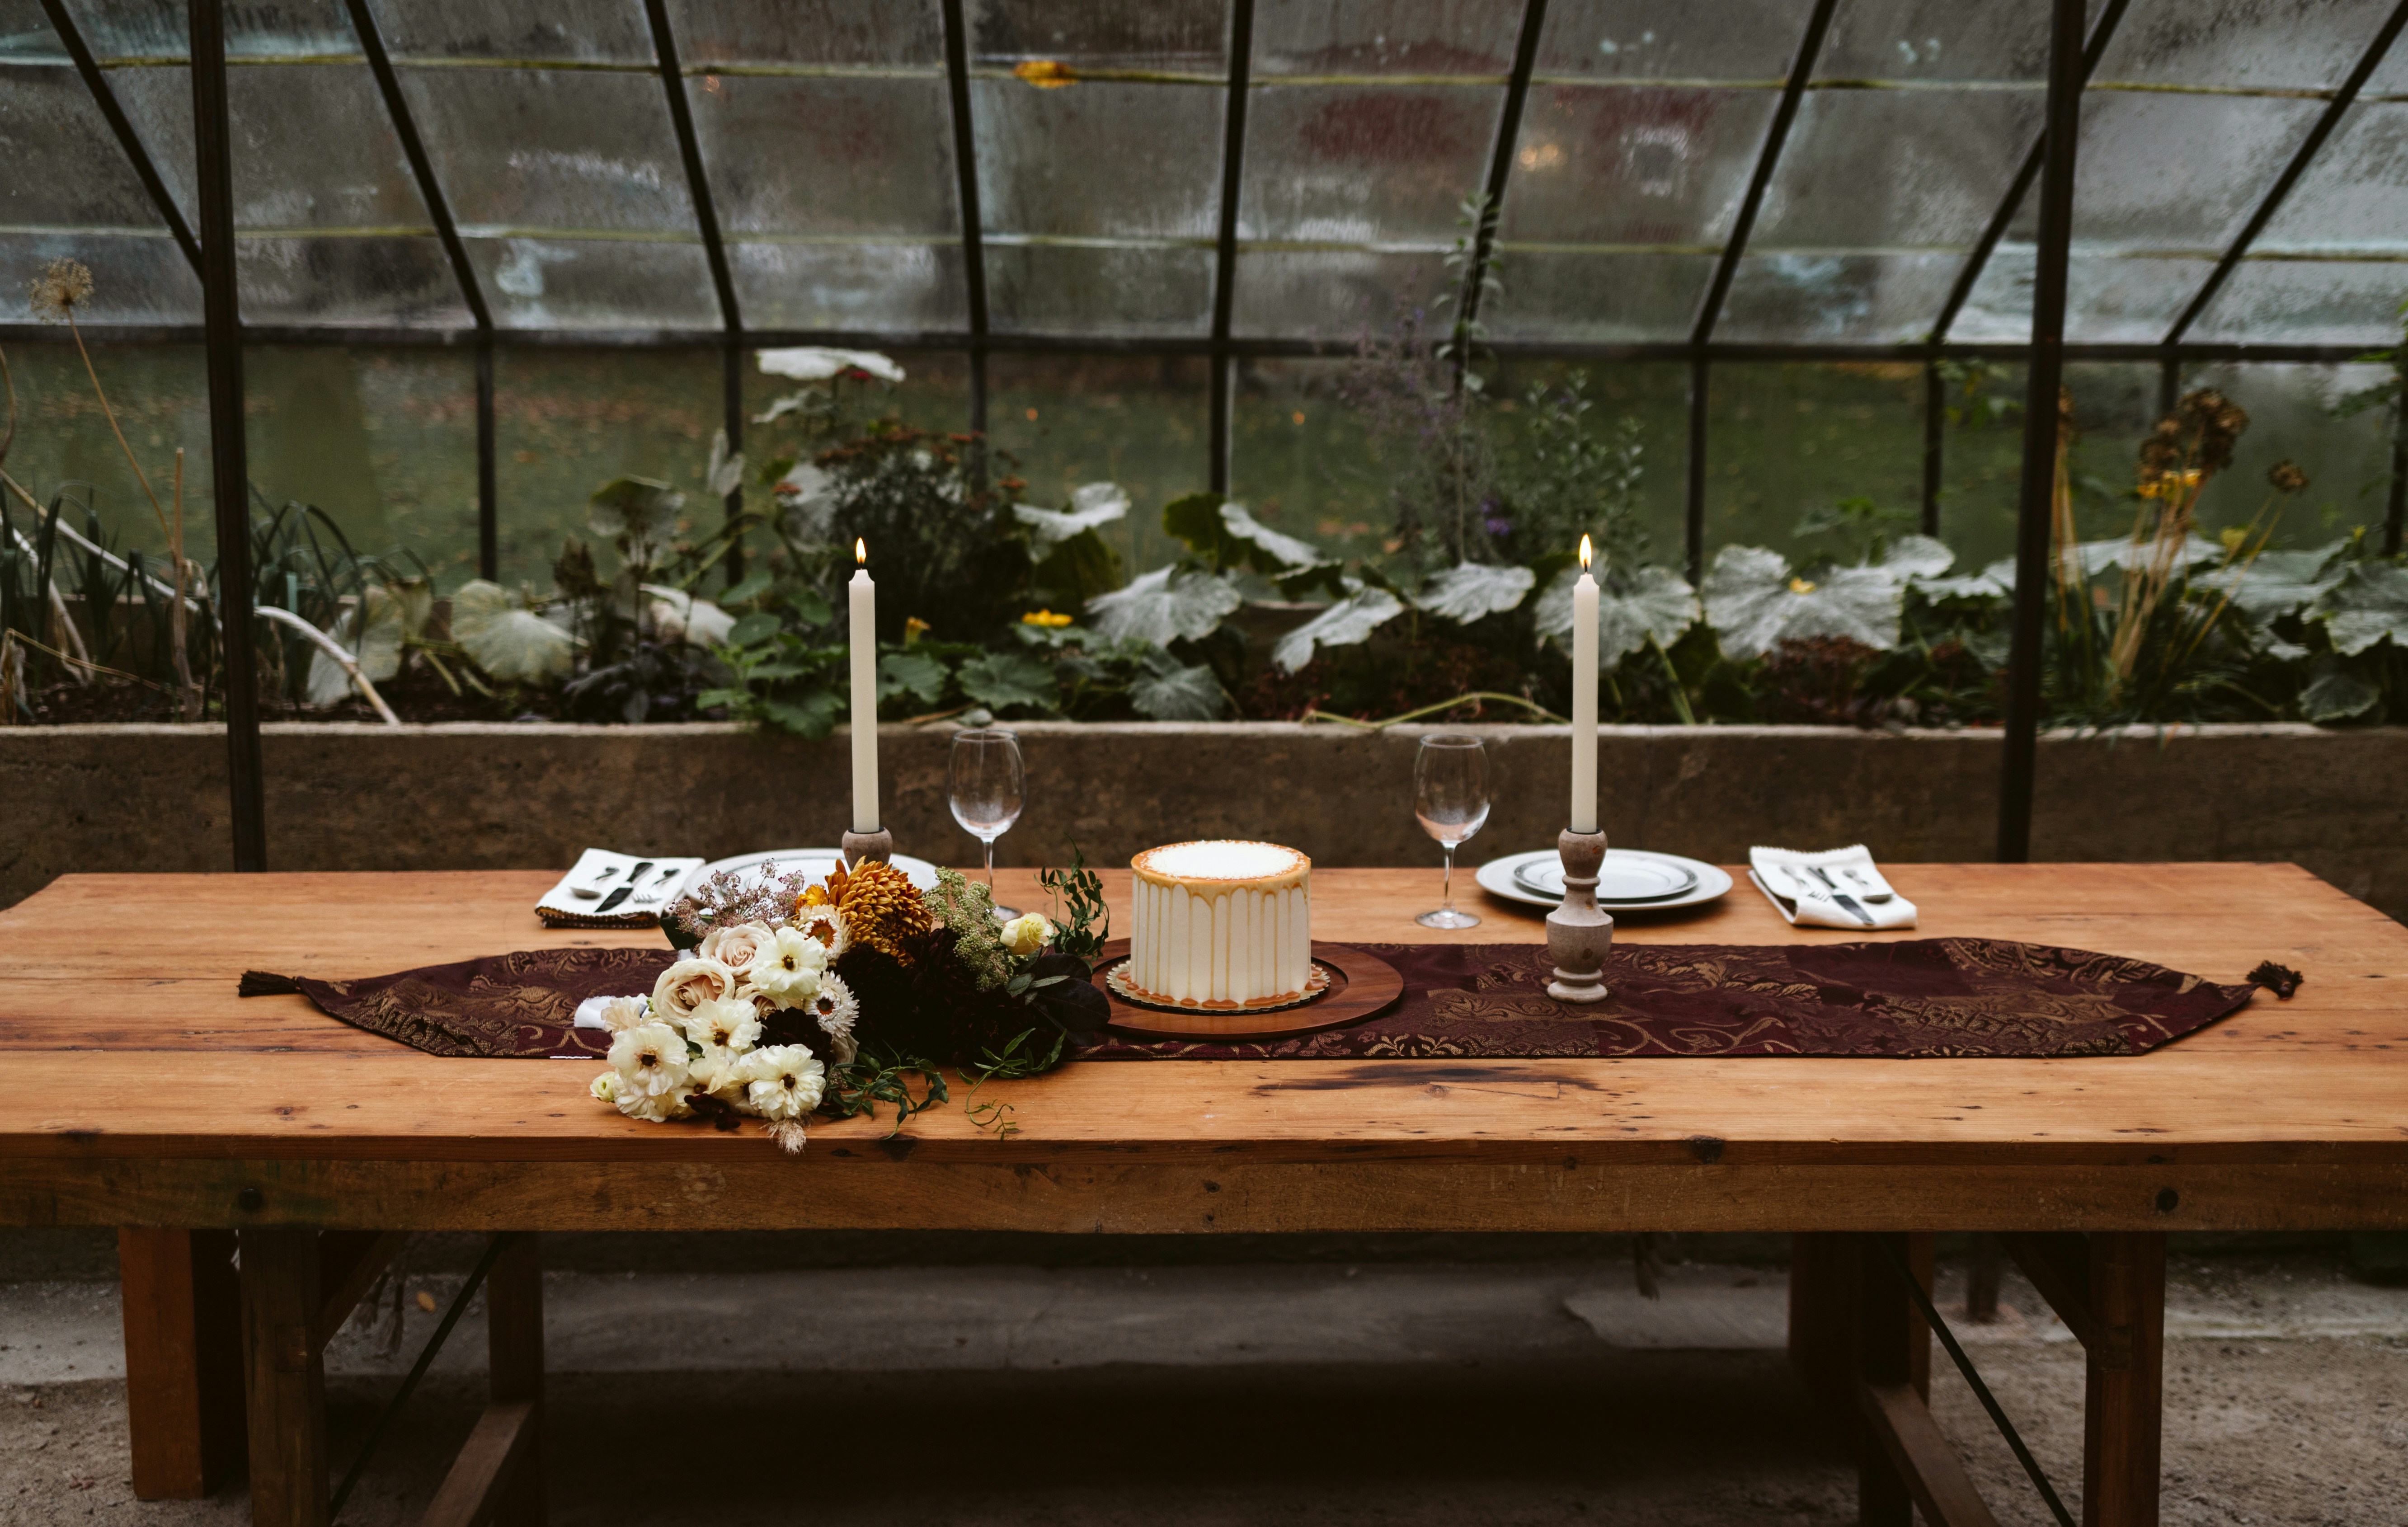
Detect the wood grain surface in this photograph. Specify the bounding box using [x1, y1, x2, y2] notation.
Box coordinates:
[1, 865, 2404, 1223]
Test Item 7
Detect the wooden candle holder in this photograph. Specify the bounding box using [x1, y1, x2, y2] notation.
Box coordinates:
[1546, 828, 1613, 1003]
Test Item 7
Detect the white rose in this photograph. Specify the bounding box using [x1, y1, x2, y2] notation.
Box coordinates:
[728, 1044, 826, 1120]
[746, 926, 828, 1005]
[588, 1071, 619, 1103]
[998, 912, 1056, 958]
[651, 957, 739, 1025]
[697, 921, 776, 973]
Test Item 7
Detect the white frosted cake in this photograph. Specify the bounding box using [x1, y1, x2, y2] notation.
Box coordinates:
[1127, 841, 1312, 1007]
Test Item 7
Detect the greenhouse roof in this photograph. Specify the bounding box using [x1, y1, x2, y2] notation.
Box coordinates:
[3, 0, 2405, 353]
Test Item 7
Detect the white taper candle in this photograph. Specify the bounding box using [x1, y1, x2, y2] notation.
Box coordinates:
[1570, 534, 1599, 836]
[847, 540, 879, 833]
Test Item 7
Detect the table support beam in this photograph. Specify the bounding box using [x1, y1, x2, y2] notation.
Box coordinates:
[240, 1226, 328, 1527]
[2083, 1231, 2164, 1527]
[1853, 1231, 1935, 1526]
[486, 1232, 547, 1526]
[119, 1229, 244, 1499]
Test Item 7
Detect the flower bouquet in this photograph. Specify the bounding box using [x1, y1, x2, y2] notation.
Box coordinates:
[586, 857, 1111, 1147]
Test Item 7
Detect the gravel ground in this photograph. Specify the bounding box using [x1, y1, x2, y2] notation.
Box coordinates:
[2, 1250, 2402, 1526]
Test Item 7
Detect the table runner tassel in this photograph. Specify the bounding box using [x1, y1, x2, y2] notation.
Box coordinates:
[237, 970, 300, 996]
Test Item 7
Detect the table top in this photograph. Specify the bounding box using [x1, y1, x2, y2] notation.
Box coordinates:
[2, 862, 2404, 1177]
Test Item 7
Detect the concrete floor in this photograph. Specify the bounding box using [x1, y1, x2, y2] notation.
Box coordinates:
[2, 1244, 2403, 1526]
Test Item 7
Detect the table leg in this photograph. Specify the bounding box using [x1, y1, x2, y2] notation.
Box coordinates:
[487, 1233, 546, 1527]
[119, 1228, 245, 1499]
[1852, 1232, 1934, 1527]
[239, 1226, 328, 1527]
[2082, 1231, 2164, 1527]
[1787, 1231, 1856, 1405]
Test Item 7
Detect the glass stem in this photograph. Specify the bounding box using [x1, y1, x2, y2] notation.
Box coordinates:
[983, 836, 997, 895]
[1441, 843, 1455, 914]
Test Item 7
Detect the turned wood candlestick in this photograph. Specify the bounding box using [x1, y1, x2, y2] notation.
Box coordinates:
[1546, 828, 1613, 1003]
[840, 827, 894, 866]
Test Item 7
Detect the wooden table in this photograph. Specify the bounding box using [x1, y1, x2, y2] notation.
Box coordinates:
[4, 863, 2406, 1527]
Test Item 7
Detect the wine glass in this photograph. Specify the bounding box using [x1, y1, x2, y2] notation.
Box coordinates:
[949, 728, 1025, 919]
[1414, 733, 1490, 929]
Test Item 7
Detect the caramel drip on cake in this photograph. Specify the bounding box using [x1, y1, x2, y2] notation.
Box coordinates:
[1128, 841, 1312, 1006]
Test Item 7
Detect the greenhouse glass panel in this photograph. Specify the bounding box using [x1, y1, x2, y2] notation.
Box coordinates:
[2181, 361, 2402, 544]
[1250, 0, 1521, 77]
[1717, 251, 1962, 343]
[1496, 87, 1781, 245]
[393, 69, 696, 235]
[0, 62, 169, 226]
[971, 79, 1224, 239]
[691, 75, 959, 237]
[966, 0, 1228, 72]
[987, 352, 1211, 576]
[1530, 0, 1815, 80]
[235, 237, 469, 327]
[1704, 364, 1927, 563]
[2, 342, 213, 559]
[1955, 247, 2212, 343]
[58, 0, 350, 58]
[363, 0, 655, 66]
[1753, 92, 2042, 251]
[2254, 102, 2408, 255]
[462, 236, 720, 329]
[1812, 0, 2058, 79]
[740, 347, 970, 442]
[1238, 84, 1502, 243]
[0, 231, 198, 323]
[1229, 357, 1387, 568]
[1481, 252, 1712, 342]
[986, 243, 1214, 336]
[0, 1, 59, 59]
[2091, 0, 2403, 89]
[729, 242, 969, 333]
[665, 0, 944, 66]
[1229, 248, 1450, 338]
[2191, 260, 2408, 346]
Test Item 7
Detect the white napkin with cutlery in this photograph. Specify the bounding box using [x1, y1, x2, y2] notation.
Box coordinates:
[1748, 845, 1916, 930]
[536, 849, 704, 928]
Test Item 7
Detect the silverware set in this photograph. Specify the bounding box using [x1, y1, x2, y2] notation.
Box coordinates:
[572, 861, 679, 910]
[1781, 862, 1884, 926]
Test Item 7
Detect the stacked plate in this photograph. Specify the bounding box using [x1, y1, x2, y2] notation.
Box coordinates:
[683, 848, 943, 902]
[1473, 848, 1732, 912]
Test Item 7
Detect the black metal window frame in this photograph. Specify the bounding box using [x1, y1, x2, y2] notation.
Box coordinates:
[12, 0, 2408, 875]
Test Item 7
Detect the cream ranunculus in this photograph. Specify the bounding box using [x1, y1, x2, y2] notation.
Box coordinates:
[745, 926, 828, 1006]
[588, 1071, 619, 1103]
[608, 1021, 692, 1123]
[697, 920, 776, 973]
[597, 995, 651, 1033]
[682, 994, 762, 1064]
[998, 912, 1056, 958]
[729, 1044, 826, 1120]
[651, 957, 739, 1026]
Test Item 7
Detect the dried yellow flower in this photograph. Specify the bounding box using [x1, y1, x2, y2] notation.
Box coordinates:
[837, 859, 932, 963]
[28, 258, 93, 322]
[2267, 459, 2309, 493]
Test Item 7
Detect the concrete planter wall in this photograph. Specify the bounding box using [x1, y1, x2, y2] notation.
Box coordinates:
[5, 721, 2403, 923]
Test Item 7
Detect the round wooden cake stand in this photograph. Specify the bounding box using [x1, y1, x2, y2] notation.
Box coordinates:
[1088, 939, 1404, 1041]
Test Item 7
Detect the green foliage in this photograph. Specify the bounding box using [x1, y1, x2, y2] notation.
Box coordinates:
[822, 1047, 950, 1137]
[1036, 848, 1111, 961]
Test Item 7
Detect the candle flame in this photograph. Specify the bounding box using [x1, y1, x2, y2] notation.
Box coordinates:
[1578, 534, 1592, 570]
[855, 538, 866, 565]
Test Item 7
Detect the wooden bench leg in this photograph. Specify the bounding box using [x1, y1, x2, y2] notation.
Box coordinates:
[239, 1227, 328, 1527]
[2082, 1231, 2164, 1527]
[1852, 1231, 1933, 1527]
[487, 1233, 546, 1527]
[120, 1228, 246, 1499]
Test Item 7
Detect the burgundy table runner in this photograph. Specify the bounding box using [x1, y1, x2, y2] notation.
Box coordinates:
[246, 938, 2256, 1063]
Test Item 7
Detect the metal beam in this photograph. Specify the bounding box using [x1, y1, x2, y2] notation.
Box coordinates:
[2163, 0, 2408, 344]
[36, 0, 202, 275]
[1921, 358, 1943, 536]
[1933, 0, 2133, 343]
[189, 0, 265, 872]
[643, 0, 740, 334]
[1690, 0, 1839, 345]
[2387, 381, 2406, 557]
[1451, 0, 1550, 385]
[0, 324, 2384, 367]
[1685, 355, 1708, 587]
[1208, 0, 1257, 495]
[1997, 0, 2086, 866]
[339, 0, 498, 580]
[939, 0, 991, 471]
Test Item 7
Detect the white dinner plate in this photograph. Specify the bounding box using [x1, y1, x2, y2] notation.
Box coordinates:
[682, 847, 942, 903]
[1474, 848, 1733, 912]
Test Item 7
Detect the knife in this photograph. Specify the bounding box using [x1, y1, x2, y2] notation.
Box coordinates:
[597, 860, 654, 913]
[1807, 865, 1878, 926]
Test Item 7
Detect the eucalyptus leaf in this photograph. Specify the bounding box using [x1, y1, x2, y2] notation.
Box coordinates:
[1703, 546, 1905, 658]
[956, 651, 1058, 713]
[1271, 583, 1407, 674]
[1086, 564, 1242, 647]
[2309, 562, 2408, 656]
[1129, 660, 1227, 720]
[1531, 564, 1699, 665]
[1417, 562, 1536, 624]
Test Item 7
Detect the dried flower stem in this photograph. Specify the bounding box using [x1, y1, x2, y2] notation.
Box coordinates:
[62, 310, 172, 545]
[171, 447, 198, 718]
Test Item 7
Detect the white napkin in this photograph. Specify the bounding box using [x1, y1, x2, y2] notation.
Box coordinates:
[1748, 845, 1916, 930]
[536, 849, 705, 927]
